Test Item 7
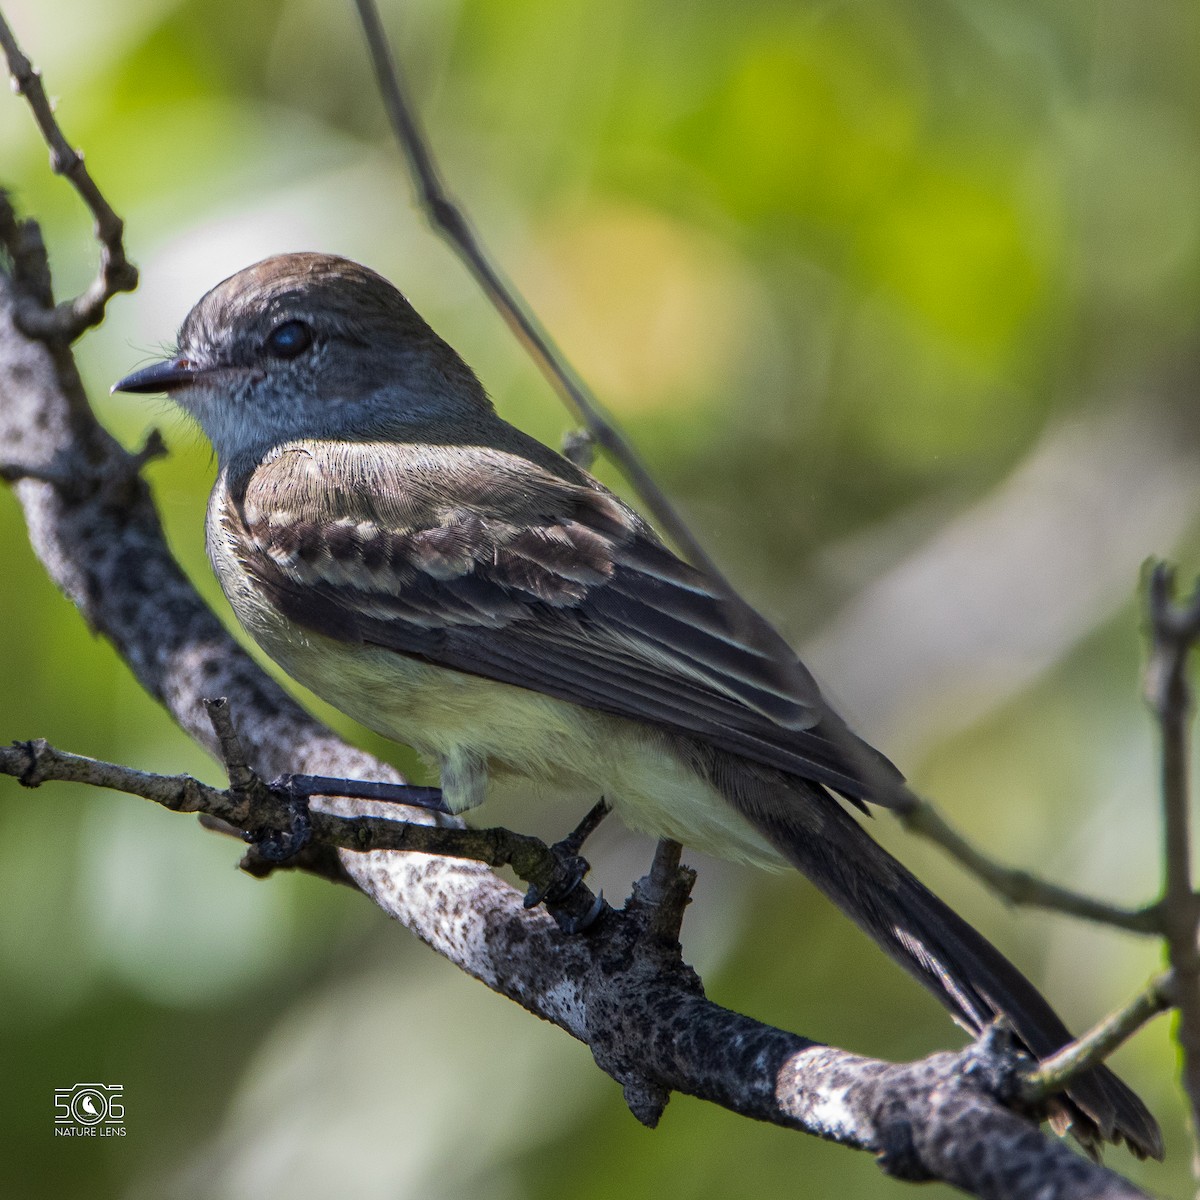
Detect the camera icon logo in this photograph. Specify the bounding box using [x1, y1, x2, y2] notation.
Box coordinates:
[53, 1084, 125, 1134]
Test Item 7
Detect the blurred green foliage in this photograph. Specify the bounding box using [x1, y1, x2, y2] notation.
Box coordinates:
[1, 0, 1197, 1196]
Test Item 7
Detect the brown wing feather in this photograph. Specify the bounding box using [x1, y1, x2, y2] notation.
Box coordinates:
[231, 439, 905, 804]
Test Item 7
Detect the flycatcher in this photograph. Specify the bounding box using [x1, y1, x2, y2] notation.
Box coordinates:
[114, 252, 1160, 1158]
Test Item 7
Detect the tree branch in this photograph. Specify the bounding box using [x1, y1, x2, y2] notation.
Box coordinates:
[1021, 974, 1175, 1105]
[4, 732, 612, 932]
[350, 0, 705, 574]
[1146, 564, 1200, 1173]
[898, 795, 1162, 935]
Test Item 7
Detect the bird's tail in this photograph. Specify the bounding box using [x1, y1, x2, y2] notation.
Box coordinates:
[720, 758, 1163, 1160]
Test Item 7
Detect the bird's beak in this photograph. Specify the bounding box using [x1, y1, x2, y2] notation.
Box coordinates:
[111, 356, 202, 395]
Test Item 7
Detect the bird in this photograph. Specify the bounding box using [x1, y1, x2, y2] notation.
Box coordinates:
[113, 252, 1161, 1159]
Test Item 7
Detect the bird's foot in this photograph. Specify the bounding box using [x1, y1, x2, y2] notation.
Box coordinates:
[247, 791, 313, 862]
[523, 798, 612, 933]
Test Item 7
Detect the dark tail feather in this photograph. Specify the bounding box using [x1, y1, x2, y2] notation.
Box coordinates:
[722, 761, 1163, 1160]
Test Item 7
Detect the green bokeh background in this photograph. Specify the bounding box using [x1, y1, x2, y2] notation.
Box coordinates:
[1, 1, 1197, 1196]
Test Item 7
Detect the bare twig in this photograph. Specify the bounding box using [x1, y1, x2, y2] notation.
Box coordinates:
[9, 737, 217, 811]
[127, 427, 168, 471]
[203, 696, 260, 797]
[349, 0, 862, 738]
[0, 10, 137, 339]
[630, 838, 696, 949]
[2, 734, 606, 930]
[899, 796, 1162, 934]
[351, 0, 704, 567]
[1021, 973, 1175, 1104]
[1146, 564, 1200, 1173]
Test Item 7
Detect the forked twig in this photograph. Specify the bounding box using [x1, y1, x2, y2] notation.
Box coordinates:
[3, 729, 608, 934]
[1146, 564, 1200, 1171]
[0, 10, 137, 339]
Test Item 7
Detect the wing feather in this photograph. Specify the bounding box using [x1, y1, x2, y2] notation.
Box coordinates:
[231, 440, 904, 805]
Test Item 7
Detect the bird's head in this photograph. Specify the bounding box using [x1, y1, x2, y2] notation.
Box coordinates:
[113, 252, 490, 464]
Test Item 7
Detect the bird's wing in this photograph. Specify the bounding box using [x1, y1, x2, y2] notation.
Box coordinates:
[226, 438, 904, 803]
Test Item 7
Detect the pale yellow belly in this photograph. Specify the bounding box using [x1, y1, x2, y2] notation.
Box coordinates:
[250, 612, 784, 868]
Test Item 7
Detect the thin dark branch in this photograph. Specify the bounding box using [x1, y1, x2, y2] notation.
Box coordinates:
[899, 796, 1162, 935]
[0, 8, 137, 339]
[1146, 564, 1200, 1173]
[349, 0, 860, 734]
[350, 0, 705, 570]
[3, 735, 608, 932]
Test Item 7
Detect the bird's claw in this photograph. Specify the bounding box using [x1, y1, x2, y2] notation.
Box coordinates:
[247, 789, 313, 862]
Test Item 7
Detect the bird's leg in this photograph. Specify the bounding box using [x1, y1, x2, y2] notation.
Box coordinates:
[523, 798, 613, 932]
[555, 796, 613, 858]
[439, 747, 488, 813]
[269, 774, 451, 814]
[441, 748, 611, 932]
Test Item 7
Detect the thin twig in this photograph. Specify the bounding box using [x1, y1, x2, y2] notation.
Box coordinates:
[8, 738, 221, 812]
[0, 9, 137, 340]
[1146, 564, 1200, 1175]
[349, 0, 854, 727]
[351, 0, 703, 568]
[2, 734, 605, 932]
[1021, 973, 1175, 1104]
[633, 837, 696, 948]
[203, 697, 259, 796]
[899, 797, 1162, 934]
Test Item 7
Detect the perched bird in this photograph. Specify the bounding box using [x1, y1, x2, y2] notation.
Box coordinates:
[114, 252, 1161, 1158]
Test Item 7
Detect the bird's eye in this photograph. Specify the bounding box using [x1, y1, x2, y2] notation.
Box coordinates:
[265, 319, 313, 359]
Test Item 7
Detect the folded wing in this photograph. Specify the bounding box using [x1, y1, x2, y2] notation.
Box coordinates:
[229, 439, 904, 805]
